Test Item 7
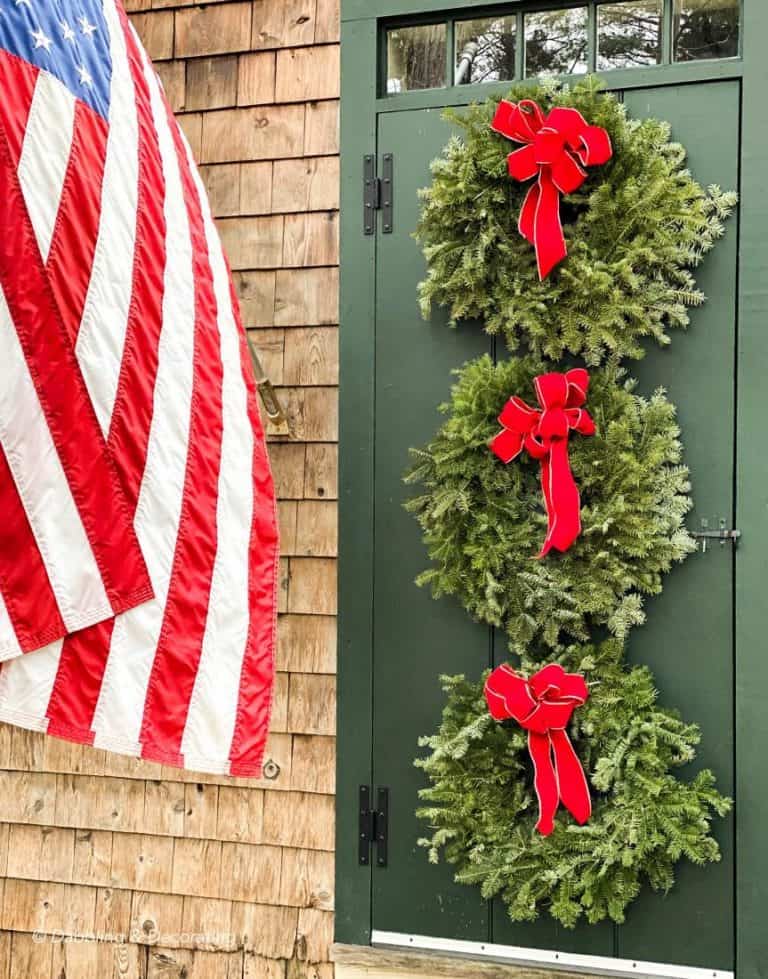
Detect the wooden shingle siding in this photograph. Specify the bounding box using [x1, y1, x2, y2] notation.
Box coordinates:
[0, 0, 340, 974]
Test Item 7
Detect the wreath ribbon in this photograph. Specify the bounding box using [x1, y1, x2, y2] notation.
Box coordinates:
[485, 663, 591, 836]
[490, 99, 613, 279]
[490, 369, 595, 557]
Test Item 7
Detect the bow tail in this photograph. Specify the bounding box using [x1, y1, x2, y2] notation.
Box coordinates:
[528, 731, 560, 836]
[538, 438, 581, 557]
[550, 728, 592, 826]
[532, 170, 567, 280]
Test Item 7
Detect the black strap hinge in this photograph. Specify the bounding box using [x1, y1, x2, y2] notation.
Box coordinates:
[358, 785, 389, 867]
[363, 154, 393, 236]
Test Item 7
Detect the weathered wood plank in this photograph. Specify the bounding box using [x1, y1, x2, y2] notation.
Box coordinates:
[262, 792, 334, 851]
[238, 52, 277, 106]
[279, 847, 334, 911]
[275, 46, 340, 103]
[277, 615, 336, 674]
[175, 3, 251, 58]
[252, 0, 317, 51]
[331, 945, 594, 979]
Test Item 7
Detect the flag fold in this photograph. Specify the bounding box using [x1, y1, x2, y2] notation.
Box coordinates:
[0, 0, 279, 777]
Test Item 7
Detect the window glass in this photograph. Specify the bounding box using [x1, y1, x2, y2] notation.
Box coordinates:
[525, 8, 589, 77]
[386, 24, 447, 93]
[674, 0, 739, 61]
[455, 16, 517, 85]
[597, 1, 663, 69]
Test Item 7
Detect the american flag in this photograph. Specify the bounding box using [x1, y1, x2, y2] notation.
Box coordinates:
[0, 0, 279, 776]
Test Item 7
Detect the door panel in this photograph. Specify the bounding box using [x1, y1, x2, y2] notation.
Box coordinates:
[615, 81, 738, 970]
[371, 81, 737, 970]
[372, 107, 491, 941]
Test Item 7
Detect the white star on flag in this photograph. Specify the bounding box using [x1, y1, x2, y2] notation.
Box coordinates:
[79, 15, 96, 37]
[61, 20, 76, 42]
[76, 63, 92, 85]
[30, 28, 52, 51]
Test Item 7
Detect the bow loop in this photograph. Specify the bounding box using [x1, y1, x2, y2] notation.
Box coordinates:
[485, 663, 592, 835]
[491, 371, 595, 556]
[490, 99, 612, 278]
[507, 144, 540, 183]
[564, 368, 590, 406]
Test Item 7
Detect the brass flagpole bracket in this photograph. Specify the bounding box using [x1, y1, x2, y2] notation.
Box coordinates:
[247, 334, 288, 428]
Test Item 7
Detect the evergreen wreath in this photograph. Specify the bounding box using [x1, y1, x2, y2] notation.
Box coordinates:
[415, 77, 736, 364]
[405, 355, 694, 653]
[415, 639, 731, 928]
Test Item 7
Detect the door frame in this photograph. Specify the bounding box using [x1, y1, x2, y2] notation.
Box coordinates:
[337, 4, 768, 976]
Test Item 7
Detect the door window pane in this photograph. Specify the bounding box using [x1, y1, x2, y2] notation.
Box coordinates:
[525, 8, 589, 77]
[386, 24, 447, 94]
[674, 0, 740, 61]
[597, 1, 663, 69]
[455, 16, 516, 85]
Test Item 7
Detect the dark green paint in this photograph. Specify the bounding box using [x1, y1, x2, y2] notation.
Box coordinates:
[616, 81, 737, 970]
[337, 1, 762, 973]
[372, 106, 491, 942]
[735, 4, 768, 979]
[336, 14, 379, 947]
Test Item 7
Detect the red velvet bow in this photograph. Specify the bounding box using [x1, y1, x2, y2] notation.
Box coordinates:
[485, 663, 591, 836]
[490, 369, 595, 557]
[490, 99, 613, 279]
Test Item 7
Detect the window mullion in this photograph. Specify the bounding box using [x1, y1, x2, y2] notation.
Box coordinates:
[662, 0, 674, 64]
[587, 2, 597, 73]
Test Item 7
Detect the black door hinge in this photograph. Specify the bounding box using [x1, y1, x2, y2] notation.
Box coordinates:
[363, 154, 393, 236]
[359, 785, 389, 867]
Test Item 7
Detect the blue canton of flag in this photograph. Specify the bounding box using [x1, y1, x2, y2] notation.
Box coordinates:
[0, 0, 112, 118]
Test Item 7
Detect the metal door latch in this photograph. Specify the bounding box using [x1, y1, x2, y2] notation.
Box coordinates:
[691, 518, 741, 553]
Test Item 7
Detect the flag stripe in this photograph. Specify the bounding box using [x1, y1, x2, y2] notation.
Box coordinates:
[45, 619, 114, 742]
[0, 639, 63, 728]
[18, 73, 76, 262]
[138, 90, 225, 766]
[107, 21, 167, 485]
[74, 0, 140, 437]
[46, 101, 110, 346]
[46, 12, 168, 739]
[0, 594, 22, 663]
[228, 267, 279, 776]
[0, 52, 39, 167]
[0, 446, 65, 658]
[91, 42, 197, 754]
[0, 285, 112, 631]
[0, 111, 153, 626]
[180, 150, 258, 771]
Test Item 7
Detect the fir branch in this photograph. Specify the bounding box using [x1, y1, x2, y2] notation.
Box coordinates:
[414, 79, 736, 364]
[415, 639, 731, 928]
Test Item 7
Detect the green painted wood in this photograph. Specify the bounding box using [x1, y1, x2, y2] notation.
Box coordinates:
[366, 83, 738, 966]
[735, 3, 768, 978]
[343, 0, 520, 21]
[373, 60, 742, 114]
[336, 15, 380, 947]
[338, 1, 750, 967]
[616, 80, 738, 971]
[371, 106, 491, 941]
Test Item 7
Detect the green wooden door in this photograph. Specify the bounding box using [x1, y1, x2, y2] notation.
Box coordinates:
[369, 80, 738, 970]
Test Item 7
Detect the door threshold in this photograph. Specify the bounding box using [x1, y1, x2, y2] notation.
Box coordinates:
[365, 931, 733, 979]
